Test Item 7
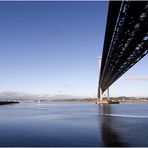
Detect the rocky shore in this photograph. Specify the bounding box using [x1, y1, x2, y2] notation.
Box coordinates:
[0, 100, 19, 105]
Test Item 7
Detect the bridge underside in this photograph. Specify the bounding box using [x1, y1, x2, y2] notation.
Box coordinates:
[99, 1, 148, 97]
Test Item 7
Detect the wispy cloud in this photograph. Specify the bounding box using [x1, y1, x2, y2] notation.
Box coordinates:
[0, 91, 78, 100]
[57, 90, 64, 93]
[125, 76, 148, 81]
[64, 84, 69, 88]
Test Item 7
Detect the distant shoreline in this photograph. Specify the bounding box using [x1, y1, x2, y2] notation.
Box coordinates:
[1, 97, 148, 104]
[15, 97, 148, 102]
[32, 97, 148, 103]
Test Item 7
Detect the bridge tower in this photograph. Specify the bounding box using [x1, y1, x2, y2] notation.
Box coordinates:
[98, 56, 111, 104]
[97, 57, 104, 103]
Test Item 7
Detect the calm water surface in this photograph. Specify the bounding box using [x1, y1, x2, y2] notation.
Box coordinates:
[0, 102, 148, 147]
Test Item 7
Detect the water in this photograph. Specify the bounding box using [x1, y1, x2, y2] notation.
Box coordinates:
[0, 102, 148, 147]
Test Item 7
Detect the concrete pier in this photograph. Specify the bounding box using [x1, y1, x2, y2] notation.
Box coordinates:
[97, 99, 119, 104]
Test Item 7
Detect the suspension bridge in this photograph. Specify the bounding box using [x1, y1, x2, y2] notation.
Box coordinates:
[98, 1, 148, 103]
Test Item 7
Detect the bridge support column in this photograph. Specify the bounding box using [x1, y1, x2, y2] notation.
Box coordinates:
[99, 87, 102, 102]
[97, 86, 108, 104]
[97, 87, 110, 104]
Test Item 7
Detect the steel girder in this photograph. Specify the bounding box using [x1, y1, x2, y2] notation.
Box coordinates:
[99, 1, 148, 93]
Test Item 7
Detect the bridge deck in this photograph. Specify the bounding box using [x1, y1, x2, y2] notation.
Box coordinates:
[99, 1, 148, 94]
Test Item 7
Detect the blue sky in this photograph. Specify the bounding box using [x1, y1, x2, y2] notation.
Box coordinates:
[109, 56, 148, 97]
[0, 1, 147, 97]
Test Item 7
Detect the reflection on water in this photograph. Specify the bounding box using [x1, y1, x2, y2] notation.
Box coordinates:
[99, 105, 125, 146]
[0, 102, 148, 146]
